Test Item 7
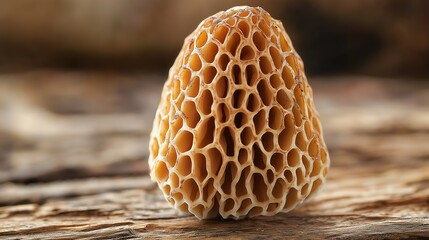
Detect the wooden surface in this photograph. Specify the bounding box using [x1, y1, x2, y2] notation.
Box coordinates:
[0, 71, 428, 239]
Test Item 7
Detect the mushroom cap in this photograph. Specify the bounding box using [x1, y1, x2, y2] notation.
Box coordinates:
[149, 6, 330, 220]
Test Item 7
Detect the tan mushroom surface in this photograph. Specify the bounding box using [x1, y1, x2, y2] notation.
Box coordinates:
[149, 6, 330, 219]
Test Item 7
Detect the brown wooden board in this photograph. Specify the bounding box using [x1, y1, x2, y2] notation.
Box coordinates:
[0, 72, 428, 239]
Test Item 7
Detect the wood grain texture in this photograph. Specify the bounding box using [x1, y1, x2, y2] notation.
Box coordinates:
[0, 72, 428, 239]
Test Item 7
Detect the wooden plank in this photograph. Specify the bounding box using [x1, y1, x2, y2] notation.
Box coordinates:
[0, 163, 428, 239]
[0, 72, 428, 238]
[0, 176, 155, 205]
[0, 72, 159, 183]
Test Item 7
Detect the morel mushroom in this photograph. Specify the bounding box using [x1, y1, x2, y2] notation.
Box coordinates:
[149, 6, 330, 219]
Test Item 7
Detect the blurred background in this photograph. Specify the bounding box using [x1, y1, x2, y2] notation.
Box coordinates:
[0, 0, 429, 77]
[0, 0, 428, 205]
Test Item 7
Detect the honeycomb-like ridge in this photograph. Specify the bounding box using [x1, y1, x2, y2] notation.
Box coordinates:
[149, 6, 330, 219]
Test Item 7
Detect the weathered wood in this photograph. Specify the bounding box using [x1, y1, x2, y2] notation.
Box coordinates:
[0, 176, 155, 205]
[0, 163, 428, 239]
[0, 72, 428, 239]
[0, 72, 158, 183]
